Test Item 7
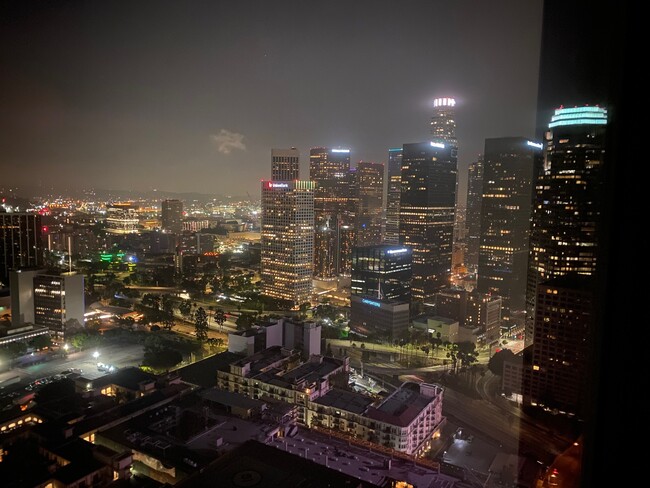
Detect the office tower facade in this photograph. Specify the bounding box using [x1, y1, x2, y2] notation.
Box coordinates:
[477, 138, 538, 320]
[384, 148, 403, 245]
[161, 199, 183, 234]
[0, 212, 43, 288]
[524, 276, 592, 415]
[350, 245, 412, 339]
[271, 147, 300, 181]
[351, 245, 412, 301]
[399, 142, 457, 301]
[10, 269, 84, 338]
[435, 287, 502, 344]
[430, 97, 457, 147]
[355, 162, 384, 246]
[105, 203, 139, 234]
[260, 180, 315, 307]
[465, 156, 483, 270]
[525, 106, 607, 344]
[309, 147, 355, 279]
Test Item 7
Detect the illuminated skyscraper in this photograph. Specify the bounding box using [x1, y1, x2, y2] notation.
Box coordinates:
[384, 148, 403, 245]
[260, 180, 315, 307]
[161, 199, 183, 234]
[525, 106, 607, 344]
[309, 147, 355, 279]
[271, 147, 300, 181]
[399, 142, 457, 301]
[477, 138, 538, 322]
[464, 156, 483, 270]
[430, 97, 457, 147]
[261, 149, 314, 306]
[355, 162, 384, 247]
[1, 211, 43, 288]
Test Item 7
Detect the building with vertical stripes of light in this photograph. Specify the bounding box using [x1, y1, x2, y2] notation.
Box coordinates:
[384, 148, 403, 245]
[355, 162, 384, 247]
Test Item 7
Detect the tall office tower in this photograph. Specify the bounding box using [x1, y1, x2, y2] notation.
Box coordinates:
[525, 106, 607, 345]
[260, 180, 315, 307]
[351, 245, 412, 302]
[350, 245, 412, 339]
[477, 138, 538, 321]
[384, 148, 403, 245]
[271, 147, 300, 181]
[161, 199, 183, 234]
[355, 162, 384, 247]
[464, 156, 483, 270]
[309, 147, 354, 279]
[524, 276, 592, 416]
[430, 97, 457, 147]
[0, 211, 43, 288]
[10, 269, 84, 339]
[399, 142, 457, 301]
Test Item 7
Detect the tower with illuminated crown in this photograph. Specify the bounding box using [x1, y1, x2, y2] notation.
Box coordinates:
[261, 148, 315, 307]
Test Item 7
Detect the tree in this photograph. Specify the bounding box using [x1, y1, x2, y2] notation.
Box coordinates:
[161, 310, 175, 331]
[235, 312, 256, 331]
[143, 349, 183, 370]
[178, 300, 192, 319]
[141, 293, 161, 310]
[456, 341, 480, 370]
[30, 335, 52, 350]
[214, 309, 226, 330]
[487, 348, 517, 376]
[194, 307, 209, 341]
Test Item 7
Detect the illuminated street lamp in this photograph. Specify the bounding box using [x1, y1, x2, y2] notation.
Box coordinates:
[92, 351, 100, 360]
[63, 343, 69, 352]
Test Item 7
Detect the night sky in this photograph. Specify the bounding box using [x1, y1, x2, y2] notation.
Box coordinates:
[1, 0, 543, 202]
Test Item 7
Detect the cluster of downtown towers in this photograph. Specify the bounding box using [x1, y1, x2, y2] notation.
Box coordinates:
[260, 99, 606, 415]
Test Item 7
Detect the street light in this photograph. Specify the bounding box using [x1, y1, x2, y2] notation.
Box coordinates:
[92, 351, 100, 360]
[63, 343, 69, 352]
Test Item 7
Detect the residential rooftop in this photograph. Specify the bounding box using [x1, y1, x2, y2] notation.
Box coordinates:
[367, 382, 442, 428]
[314, 388, 375, 415]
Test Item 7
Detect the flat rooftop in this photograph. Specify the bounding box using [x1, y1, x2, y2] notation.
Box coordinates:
[199, 388, 265, 411]
[177, 351, 243, 387]
[314, 388, 375, 415]
[367, 382, 440, 427]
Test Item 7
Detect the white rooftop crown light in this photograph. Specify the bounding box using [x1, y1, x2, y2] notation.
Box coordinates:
[331, 148, 350, 153]
[526, 141, 543, 150]
[433, 97, 456, 108]
[430, 142, 445, 149]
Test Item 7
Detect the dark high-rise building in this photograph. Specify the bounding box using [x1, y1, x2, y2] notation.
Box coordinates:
[430, 97, 457, 147]
[350, 245, 412, 339]
[399, 142, 457, 301]
[161, 199, 183, 234]
[525, 106, 607, 345]
[464, 156, 483, 270]
[260, 180, 315, 307]
[0, 212, 43, 288]
[384, 148, 403, 245]
[271, 147, 300, 181]
[524, 275, 593, 416]
[477, 138, 538, 321]
[355, 162, 384, 247]
[351, 245, 412, 302]
[11, 269, 84, 339]
[309, 147, 355, 279]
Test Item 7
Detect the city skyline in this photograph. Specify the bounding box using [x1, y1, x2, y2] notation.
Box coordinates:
[0, 1, 543, 202]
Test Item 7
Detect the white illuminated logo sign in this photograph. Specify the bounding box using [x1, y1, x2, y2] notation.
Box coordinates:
[362, 299, 381, 308]
[386, 248, 408, 254]
[526, 141, 543, 150]
[430, 142, 445, 149]
[331, 149, 350, 153]
[268, 182, 289, 188]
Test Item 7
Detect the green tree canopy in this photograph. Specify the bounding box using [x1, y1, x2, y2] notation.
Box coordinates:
[487, 348, 517, 376]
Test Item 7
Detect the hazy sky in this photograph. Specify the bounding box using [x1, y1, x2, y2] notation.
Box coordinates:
[1, 0, 543, 202]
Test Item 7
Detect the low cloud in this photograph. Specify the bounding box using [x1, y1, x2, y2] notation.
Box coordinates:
[211, 129, 246, 154]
